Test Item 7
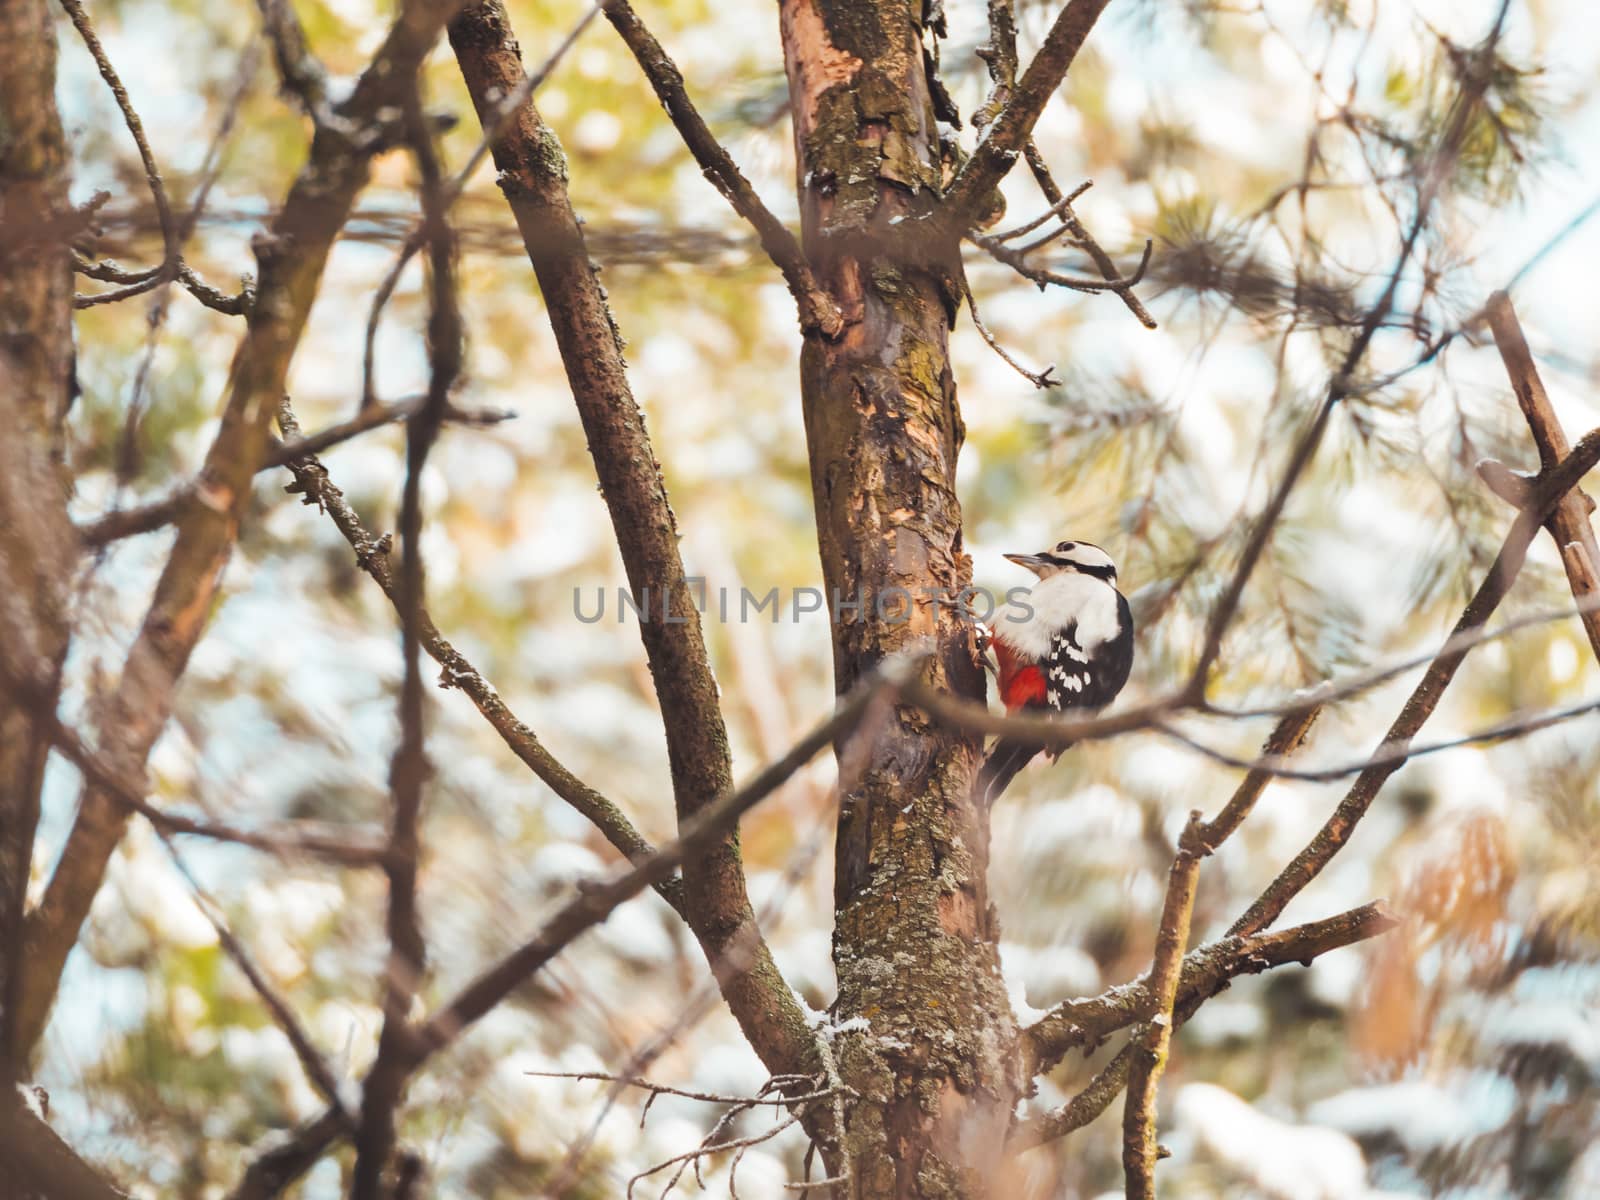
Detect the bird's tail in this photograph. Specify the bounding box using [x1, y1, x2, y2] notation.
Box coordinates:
[975, 737, 1061, 808]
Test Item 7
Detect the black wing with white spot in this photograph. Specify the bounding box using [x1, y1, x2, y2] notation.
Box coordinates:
[1042, 592, 1134, 712]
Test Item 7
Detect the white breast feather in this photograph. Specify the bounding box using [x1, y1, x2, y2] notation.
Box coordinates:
[996, 572, 1121, 659]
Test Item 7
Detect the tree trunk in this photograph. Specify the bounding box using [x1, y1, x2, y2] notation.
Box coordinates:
[0, 0, 77, 1082]
[779, 2, 1023, 1193]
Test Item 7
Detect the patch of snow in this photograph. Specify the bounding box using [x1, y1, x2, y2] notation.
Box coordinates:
[1177, 1082, 1370, 1200]
[1307, 1073, 1516, 1152]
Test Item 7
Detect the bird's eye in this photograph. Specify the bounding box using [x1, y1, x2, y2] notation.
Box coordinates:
[1056, 541, 1074, 553]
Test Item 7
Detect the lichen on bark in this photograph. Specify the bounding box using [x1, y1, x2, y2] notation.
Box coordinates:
[780, 0, 1024, 1191]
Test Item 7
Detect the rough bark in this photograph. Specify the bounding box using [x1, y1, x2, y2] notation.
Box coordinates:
[0, 0, 77, 1080]
[779, 2, 1018, 1193]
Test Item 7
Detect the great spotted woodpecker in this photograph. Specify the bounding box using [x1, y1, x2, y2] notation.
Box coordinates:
[974, 539, 1134, 806]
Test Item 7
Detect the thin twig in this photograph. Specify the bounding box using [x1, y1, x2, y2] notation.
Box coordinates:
[600, 0, 842, 338]
[1228, 428, 1600, 939]
[1122, 814, 1204, 1199]
[276, 396, 681, 911]
[158, 835, 353, 1120]
[1014, 902, 1397, 1147]
[360, 1, 603, 409]
[77, 395, 437, 546]
[1022, 147, 1158, 328]
[960, 270, 1057, 388]
[57, 0, 177, 291]
[351, 85, 460, 1199]
[1161, 695, 1600, 784]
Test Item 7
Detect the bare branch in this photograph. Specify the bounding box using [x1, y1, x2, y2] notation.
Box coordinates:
[227, 654, 923, 1195]
[275, 398, 683, 912]
[943, 0, 1115, 231]
[1014, 902, 1398, 1147]
[1485, 289, 1600, 664]
[960, 269, 1058, 388]
[1, 1092, 131, 1200]
[1229, 427, 1600, 938]
[600, 0, 842, 338]
[35, 689, 391, 866]
[1194, 707, 1321, 847]
[110, 43, 259, 491]
[78, 396, 435, 547]
[1122, 814, 1205, 1199]
[352, 87, 460, 1197]
[449, 0, 818, 1081]
[159, 838, 353, 1120]
[16, 0, 469, 1060]
[72, 252, 251, 314]
[970, 227, 1154, 296]
[1021, 149, 1158, 328]
[57, 0, 177, 287]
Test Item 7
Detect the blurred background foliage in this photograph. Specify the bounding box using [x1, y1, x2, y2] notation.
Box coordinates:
[34, 0, 1600, 1194]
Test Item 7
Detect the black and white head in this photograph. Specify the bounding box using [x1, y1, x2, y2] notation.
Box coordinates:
[1004, 539, 1119, 585]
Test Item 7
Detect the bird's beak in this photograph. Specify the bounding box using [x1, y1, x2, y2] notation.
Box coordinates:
[1004, 552, 1049, 573]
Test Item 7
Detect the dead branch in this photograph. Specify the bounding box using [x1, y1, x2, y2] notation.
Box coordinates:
[1022, 148, 1158, 328]
[1484, 289, 1600, 664]
[57, 0, 177, 296]
[960, 269, 1058, 388]
[600, 0, 842, 338]
[969, 0, 1153, 328]
[530, 1069, 853, 1200]
[969, 226, 1154, 297]
[72, 251, 251, 315]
